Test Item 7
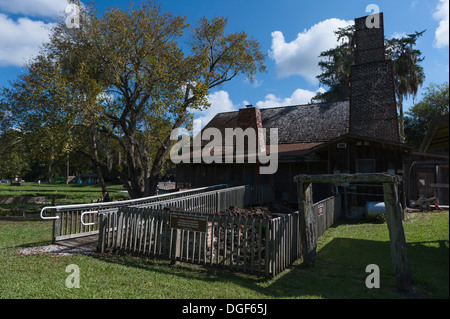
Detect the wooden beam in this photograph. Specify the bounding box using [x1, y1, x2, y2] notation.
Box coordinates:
[294, 173, 401, 184]
[430, 183, 449, 188]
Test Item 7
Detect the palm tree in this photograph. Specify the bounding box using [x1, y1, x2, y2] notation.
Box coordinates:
[385, 31, 426, 141]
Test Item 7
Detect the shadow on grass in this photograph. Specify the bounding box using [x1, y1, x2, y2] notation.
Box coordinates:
[90, 237, 449, 299]
[15, 240, 54, 248]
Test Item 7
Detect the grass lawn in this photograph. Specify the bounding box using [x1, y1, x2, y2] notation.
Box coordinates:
[0, 183, 128, 216]
[0, 211, 447, 299]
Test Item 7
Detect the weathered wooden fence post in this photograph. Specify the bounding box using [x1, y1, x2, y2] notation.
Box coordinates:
[297, 181, 306, 262]
[382, 182, 413, 292]
[52, 212, 61, 243]
[98, 213, 107, 253]
[173, 229, 182, 264]
[297, 180, 317, 267]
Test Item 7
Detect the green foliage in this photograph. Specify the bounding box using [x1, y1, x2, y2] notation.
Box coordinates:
[0, 1, 266, 198]
[404, 82, 449, 148]
[386, 31, 426, 138]
[0, 130, 29, 180]
[313, 25, 354, 103]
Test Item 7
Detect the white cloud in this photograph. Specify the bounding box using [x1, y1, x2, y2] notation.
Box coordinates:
[433, 0, 449, 48]
[0, 0, 68, 18]
[269, 18, 354, 84]
[193, 90, 238, 128]
[0, 13, 54, 66]
[256, 88, 325, 108]
[244, 77, 263, 88]
[390, 32, 407, 39]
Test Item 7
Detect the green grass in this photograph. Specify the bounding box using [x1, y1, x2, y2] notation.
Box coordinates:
[0, 212, 448, 299]
[0, 183, 128, 216]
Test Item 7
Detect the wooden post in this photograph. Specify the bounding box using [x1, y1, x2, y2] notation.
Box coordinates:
[98, 214, 107, 253]
[172, 229, 182, 265]
[382, 182, 413, 292]
[297, 181, 307, 262]
[22, 198, 26, 217]
[304, 183, 317, 267]
[52, 212, 61, 243]
[297, 181, 317, 267]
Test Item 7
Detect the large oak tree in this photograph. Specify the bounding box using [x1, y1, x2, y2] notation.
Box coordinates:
[1, 1, 266, 198]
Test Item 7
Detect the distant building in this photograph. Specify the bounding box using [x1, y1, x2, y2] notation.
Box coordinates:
[403, 114, 449, 207]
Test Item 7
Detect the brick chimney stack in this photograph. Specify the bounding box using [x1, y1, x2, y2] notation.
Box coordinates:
[237, 105, 266, 153]
[349, 12, 400, 143]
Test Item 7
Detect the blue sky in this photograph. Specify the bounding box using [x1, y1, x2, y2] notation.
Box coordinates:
[0, 0, 448, 126]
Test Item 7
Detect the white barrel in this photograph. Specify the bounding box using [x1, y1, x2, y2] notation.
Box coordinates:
[365, 201, 385, 220]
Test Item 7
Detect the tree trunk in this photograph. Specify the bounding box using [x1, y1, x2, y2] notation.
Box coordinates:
[122, 140, 145, 199]
[47, 160, 54, 183]
[90, 125, 107, 193]
[144, 109, 187, 197]
[66, 154, 70, 185]
[398, 97, 405, 142]
[94, 163, 107, 194]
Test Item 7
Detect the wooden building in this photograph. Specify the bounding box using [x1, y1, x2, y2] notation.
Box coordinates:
[403, 114, 449, 208]
[175, 13, 419, 216]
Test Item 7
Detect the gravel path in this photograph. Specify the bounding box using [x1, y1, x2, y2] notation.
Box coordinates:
[18, 244, 97, 256]
[17, 236, 98, 256]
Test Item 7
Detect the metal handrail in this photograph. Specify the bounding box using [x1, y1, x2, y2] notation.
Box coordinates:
[40, 184, 228, 220]
[80, 211, 99, 226]
[40, 206, 60, 220]
[133, 185, 249, 212]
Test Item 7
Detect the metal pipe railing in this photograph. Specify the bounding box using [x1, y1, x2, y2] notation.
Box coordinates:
[41, 184, 228, 240]
[40, 184, 228, 219]
[133, 185, 249, 213]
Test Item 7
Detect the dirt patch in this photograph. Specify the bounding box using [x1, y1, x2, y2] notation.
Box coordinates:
[17, 244, 96, 256]
[17, 236, 98, 256]
[218, 203, 295, 219]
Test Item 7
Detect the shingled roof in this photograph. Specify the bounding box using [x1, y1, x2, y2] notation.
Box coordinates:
[202, 101, 350, 145]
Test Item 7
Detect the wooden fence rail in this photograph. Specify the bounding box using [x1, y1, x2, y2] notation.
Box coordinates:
[98, 207, 301, 277]
[314, 195, 342, 238]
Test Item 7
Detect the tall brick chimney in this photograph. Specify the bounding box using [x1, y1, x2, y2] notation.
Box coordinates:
[349, 12, 400, 143]
[237, 105, 266, 153]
